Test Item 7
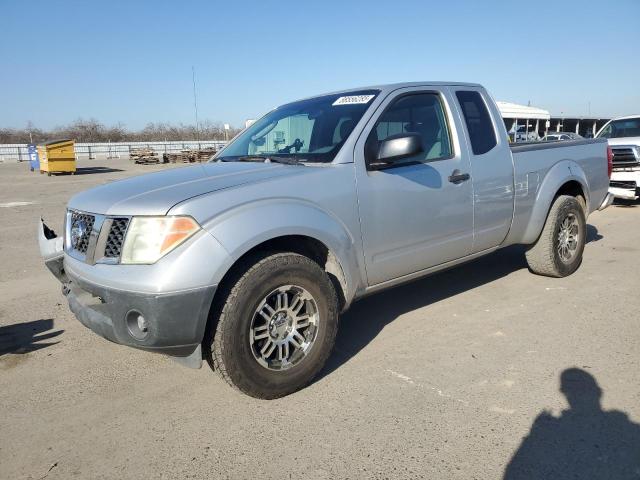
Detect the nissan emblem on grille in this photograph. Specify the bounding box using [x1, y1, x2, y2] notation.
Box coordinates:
[69, 212, 95, 254]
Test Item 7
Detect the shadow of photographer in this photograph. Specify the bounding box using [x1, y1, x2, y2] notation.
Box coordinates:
[504, 368, 640, 479]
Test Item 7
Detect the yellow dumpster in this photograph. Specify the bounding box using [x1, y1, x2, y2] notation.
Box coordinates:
[38, 139, 76, 176]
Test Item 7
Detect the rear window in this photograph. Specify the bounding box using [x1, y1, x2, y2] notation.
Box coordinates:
[455, 91, 497, 155]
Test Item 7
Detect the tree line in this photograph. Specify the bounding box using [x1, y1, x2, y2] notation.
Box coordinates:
[0, 119, 242, 144]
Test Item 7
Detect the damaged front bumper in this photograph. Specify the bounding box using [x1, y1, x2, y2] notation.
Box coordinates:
[38, 218, 67, 283]
[37, 219, 215, 368]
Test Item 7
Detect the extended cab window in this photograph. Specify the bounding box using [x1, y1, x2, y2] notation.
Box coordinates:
[455, 90, 497, 155]
[367, 93, 452, 165]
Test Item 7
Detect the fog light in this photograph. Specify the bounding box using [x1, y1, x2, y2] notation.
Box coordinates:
[126, 309, 149, 340]
[137, 315, 148, 333]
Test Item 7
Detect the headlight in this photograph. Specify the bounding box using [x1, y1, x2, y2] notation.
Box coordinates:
[120, 216, 200, 264]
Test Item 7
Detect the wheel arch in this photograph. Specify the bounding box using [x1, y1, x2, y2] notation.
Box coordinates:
[201, 197, 362, 315]
[218, 234, 350, 310]
[521, 161, 589, 245]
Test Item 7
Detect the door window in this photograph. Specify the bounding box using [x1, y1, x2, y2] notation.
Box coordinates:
[367, 93, 453, 165]
[455, 90, 497, 155]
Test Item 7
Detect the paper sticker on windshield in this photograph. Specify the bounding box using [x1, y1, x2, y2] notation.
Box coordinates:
[332, 95, 375, 106]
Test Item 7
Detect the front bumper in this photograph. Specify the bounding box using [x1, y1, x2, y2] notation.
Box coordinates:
[609, 170, 640, 200]
[65, 268, 215, 357]
[38, 218, 223, 363]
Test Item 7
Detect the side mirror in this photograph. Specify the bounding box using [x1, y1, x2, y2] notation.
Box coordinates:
[367, 133, 423, 170]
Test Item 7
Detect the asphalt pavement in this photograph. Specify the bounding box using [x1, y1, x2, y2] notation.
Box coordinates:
[1, 158, 638, 479]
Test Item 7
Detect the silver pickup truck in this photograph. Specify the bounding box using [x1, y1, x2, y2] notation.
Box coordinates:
[39, 82, 613, 398]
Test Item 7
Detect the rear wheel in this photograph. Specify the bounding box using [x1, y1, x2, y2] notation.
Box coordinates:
[525, 195, 586, 277]
[205, 252, 339, 399]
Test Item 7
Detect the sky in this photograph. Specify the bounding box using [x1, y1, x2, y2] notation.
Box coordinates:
[1, 0, 639, 130]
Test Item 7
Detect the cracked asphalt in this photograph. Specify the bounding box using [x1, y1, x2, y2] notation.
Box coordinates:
[1, 158, 638, 479]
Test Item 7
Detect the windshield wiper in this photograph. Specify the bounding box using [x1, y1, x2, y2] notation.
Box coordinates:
[268, 156, 303, 165]
[221, 155, 303, 165]
[236, 155, 271, 162]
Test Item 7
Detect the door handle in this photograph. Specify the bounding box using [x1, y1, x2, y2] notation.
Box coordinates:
[448, 170, 471, 184]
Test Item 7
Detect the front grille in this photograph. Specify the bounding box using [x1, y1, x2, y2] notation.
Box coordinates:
[104, 218, 129, 258]
[611, 147, 639, 168]
[69, 211, 95, 254]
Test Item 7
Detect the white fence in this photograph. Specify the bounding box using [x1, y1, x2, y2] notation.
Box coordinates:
[0, 140, 228, 162]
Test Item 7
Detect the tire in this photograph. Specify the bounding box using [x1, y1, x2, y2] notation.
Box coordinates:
[525, 195, 586, 277]
[205, 252, 339, 399]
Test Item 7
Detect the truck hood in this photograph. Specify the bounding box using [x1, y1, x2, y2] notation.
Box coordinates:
[67, 162, 316, 216]
[606, 137, 640, 147]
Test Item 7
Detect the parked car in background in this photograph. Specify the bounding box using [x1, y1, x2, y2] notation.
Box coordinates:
[543, 132, 583, 141]
[511, 124, 540, 142]
[39, 82, 613, 399]
[596, 115, 640, 200]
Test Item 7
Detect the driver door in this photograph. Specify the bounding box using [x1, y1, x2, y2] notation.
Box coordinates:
[353, 87, 474, 285]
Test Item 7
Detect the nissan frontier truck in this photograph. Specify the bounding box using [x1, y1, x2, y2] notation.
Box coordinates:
[39, 82, 613, 398]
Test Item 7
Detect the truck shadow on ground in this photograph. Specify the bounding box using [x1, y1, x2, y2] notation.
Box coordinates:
[586, 224, 602, 243]
[320, 244, 529, 379]
[74, 166, 124, 175]
[503, 368, 640, 479]
[320, 225, 601, 380]
[0, 319, 63, 356]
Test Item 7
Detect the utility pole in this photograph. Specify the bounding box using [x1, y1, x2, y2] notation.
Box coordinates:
[192, 66, 200, 142]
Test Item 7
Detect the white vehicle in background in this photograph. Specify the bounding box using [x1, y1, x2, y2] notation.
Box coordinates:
[543, 132, 583, 142]
[510, 124, 540, 142]
[596, 115, 640, 200]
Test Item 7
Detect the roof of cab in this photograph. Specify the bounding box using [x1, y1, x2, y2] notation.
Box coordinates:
[327, 81, 481, 95]
[283, 81, 483, 106]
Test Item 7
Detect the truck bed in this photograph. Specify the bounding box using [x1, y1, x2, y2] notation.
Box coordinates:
[505, 138, 609, 245]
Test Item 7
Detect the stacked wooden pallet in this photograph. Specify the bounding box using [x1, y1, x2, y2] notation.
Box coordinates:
[163, 147, 218, 164]
[130, 148, 160, 164]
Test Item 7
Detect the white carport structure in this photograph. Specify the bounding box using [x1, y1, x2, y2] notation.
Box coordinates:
[497, 101, 550, 141]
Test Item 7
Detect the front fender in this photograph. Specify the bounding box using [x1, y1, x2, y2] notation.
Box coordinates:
[520, 160, 590, 245]
[200, 198, 361, 306]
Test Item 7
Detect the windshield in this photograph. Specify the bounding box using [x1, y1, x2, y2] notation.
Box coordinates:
[597, 118, 640, 138]
[215, 90, 379, 163]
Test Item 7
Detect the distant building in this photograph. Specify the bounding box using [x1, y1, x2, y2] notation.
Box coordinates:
[497, 101, 610, 140]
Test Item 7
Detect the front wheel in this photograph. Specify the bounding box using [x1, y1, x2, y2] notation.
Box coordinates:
[525, 195, 586, 277]
[205, 252, 339, 399]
